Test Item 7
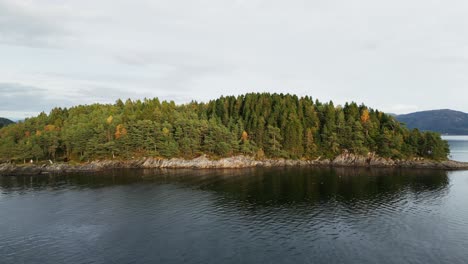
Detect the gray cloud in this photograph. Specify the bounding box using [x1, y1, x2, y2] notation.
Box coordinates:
[0, 0, 468, 119]
[0, 82, 74, 112]
[0, 1, 71, 48]
[0, 82, 45, 94]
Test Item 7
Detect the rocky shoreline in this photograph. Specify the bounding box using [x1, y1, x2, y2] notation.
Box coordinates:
[1, 154, 468, 176]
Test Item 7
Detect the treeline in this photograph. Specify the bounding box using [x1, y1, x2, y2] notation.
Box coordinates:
[0, 93, 449, 162]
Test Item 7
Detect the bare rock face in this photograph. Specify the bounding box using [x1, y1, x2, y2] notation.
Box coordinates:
[331, 153, 394, 167]
[332, 153, 364, 166]
[143, 155, 262, 169]
[369, 157, 395, 167]
[2, 154, 468, 176]
[0, 163, 15, 174]
[0, 163, 42, 175]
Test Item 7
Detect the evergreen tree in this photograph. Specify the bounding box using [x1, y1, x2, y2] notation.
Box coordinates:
[0, 93, 450, 162]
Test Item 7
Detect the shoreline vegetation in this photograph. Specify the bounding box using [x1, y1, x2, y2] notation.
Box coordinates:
[1, 154, 468, 176]
[0, 93, 452, 174]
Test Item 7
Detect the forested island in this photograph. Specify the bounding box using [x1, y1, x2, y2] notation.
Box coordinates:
[0, 93, 451, 169]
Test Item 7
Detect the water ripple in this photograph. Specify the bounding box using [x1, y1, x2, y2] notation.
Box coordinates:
[0, 168, 467, 264]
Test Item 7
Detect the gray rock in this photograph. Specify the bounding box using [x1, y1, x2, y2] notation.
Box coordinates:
[2, 154, 468, 176]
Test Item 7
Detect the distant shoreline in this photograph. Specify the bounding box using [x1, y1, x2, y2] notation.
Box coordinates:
[1, 154, 468, 176]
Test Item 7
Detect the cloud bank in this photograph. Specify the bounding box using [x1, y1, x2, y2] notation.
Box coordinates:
[1, 0, 467, 119]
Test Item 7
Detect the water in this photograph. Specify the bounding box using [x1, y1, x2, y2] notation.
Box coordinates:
[443, 135, 468, 162]
[1, 138, 468, 263]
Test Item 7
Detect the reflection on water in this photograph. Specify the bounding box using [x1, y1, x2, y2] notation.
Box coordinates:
[0, 168, 451, 209]
[1, 168, 468, 264]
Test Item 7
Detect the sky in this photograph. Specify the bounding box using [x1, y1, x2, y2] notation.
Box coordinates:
[1, 0, 467, 120]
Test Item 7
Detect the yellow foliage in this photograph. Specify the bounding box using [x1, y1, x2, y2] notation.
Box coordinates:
[241, 131, 248, 141]
[360, 109, 370, 123]
[106, 115, 113, 124]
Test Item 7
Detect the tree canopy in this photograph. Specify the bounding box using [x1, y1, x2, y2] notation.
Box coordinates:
[0, 93, 449, 162]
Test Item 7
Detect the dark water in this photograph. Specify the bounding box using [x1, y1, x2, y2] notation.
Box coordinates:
[1, 139, 468, 264]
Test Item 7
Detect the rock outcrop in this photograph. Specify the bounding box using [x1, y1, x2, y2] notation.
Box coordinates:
[1, 154, 468, 176]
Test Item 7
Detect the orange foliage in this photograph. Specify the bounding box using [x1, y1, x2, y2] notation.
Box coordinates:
[44, 125, 56, 131]
[115, 124, 127, 139]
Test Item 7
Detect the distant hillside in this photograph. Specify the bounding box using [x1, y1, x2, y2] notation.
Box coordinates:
[0, 118, 14, 128]
[396, 109, 468, 135]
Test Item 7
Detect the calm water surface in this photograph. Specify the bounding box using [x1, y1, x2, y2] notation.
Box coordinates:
[443, 135, 468, 162]
[1, 138, 468, 263]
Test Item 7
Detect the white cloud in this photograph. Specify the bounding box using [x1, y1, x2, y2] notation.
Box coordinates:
[384, 104, 420, 115]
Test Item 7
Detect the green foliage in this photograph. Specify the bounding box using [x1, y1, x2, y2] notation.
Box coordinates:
[0, 94, 450, 162]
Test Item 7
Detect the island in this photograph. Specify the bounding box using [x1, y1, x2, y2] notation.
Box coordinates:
[1, 93, 467, 175]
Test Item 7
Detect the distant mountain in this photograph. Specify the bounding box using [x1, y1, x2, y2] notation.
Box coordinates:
[395, 109, 468, 135]
[0, 117, 14, 128]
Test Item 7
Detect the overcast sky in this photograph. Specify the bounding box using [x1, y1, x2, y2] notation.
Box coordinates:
[1, 0, 467, 119]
